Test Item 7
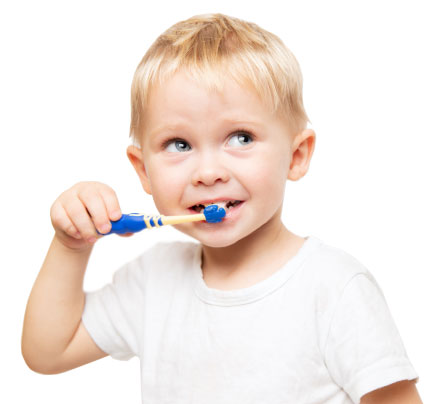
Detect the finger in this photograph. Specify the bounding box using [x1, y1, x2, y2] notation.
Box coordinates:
[78, 189, 112, 235]
[50, 201, 82, 239]
[64, 198, 99, 243]
[99, 186, 122, 221]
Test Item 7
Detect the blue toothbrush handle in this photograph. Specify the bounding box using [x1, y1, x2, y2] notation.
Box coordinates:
[104, 213, 147, 235]
[100, 205, 226, 235]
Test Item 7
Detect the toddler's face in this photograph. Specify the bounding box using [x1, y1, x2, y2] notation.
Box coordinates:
[129, 70, 310, 248]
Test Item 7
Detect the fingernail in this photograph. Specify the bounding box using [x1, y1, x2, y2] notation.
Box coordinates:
[110, 211, 121, 221]
[100, 223, 111, 233]
[87, 237, 97, 244]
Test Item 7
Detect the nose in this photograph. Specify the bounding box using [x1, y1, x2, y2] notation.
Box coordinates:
[191, 151, 230, 186]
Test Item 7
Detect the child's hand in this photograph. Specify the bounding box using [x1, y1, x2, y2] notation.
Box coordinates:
[50, 181, 123, 250]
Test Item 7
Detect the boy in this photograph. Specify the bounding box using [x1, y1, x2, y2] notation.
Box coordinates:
[22, 13, 422, 404]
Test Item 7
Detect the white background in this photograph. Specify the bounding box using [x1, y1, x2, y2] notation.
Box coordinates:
[1, 0, 444, 402]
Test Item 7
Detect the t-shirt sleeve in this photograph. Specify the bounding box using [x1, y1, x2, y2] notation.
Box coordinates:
[324, 272, 418, 403]
[81, 255, 145, 361]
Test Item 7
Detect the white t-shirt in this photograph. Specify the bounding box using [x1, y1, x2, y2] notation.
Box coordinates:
[82, 236, 418, 404]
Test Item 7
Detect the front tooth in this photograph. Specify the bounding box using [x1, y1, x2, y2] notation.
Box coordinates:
[205, 201, 229, 210]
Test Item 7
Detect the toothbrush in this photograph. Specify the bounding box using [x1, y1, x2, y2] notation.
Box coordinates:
[100, 204, 226, 235]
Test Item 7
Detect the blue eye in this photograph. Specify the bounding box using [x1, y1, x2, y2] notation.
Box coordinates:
[227, 132, 253, 148]
[165, 139, 191, 152]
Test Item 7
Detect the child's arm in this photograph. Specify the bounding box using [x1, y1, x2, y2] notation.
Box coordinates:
[360, 380, 422, 403]
[21, 182, 122, 374]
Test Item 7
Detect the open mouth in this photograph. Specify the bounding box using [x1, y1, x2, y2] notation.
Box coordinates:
[190, 200, 242, 213]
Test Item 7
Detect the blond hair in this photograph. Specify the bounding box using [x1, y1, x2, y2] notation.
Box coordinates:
[130, 13, 309, 145]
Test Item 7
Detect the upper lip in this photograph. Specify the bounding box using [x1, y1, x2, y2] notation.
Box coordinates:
[188, 197, 242, 207]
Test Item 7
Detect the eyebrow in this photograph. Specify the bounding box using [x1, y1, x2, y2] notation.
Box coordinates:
[149, 118, 263, 137]
[223, 118, 263, 127]
[149, 124, 187, 137]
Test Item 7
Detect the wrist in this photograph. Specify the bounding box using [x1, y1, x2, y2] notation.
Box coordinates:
[52, 233, 95, 256]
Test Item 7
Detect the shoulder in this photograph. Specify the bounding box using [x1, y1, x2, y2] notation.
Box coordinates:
[306, 237, 372, 286]
[301, 237, 382, 311]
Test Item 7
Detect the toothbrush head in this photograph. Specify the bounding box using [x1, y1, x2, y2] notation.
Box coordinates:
[203, 204, 226, 223]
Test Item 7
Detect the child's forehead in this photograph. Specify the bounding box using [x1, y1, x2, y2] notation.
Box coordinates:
[152, 70, 259, 101]
[147, 70, 275, 121]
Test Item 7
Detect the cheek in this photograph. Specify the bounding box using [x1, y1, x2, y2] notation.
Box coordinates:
[241, 149, 289, 200]
[146, 160, 186, 211]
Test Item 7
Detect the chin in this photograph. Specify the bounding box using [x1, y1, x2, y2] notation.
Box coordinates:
[175, 225, 247, 248]
[199, 225, 260, 248]
[199, 237, 238, 248]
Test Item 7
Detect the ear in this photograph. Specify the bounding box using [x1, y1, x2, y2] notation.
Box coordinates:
[127, 145, 152, 195]
[287, 129, 316, 181]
